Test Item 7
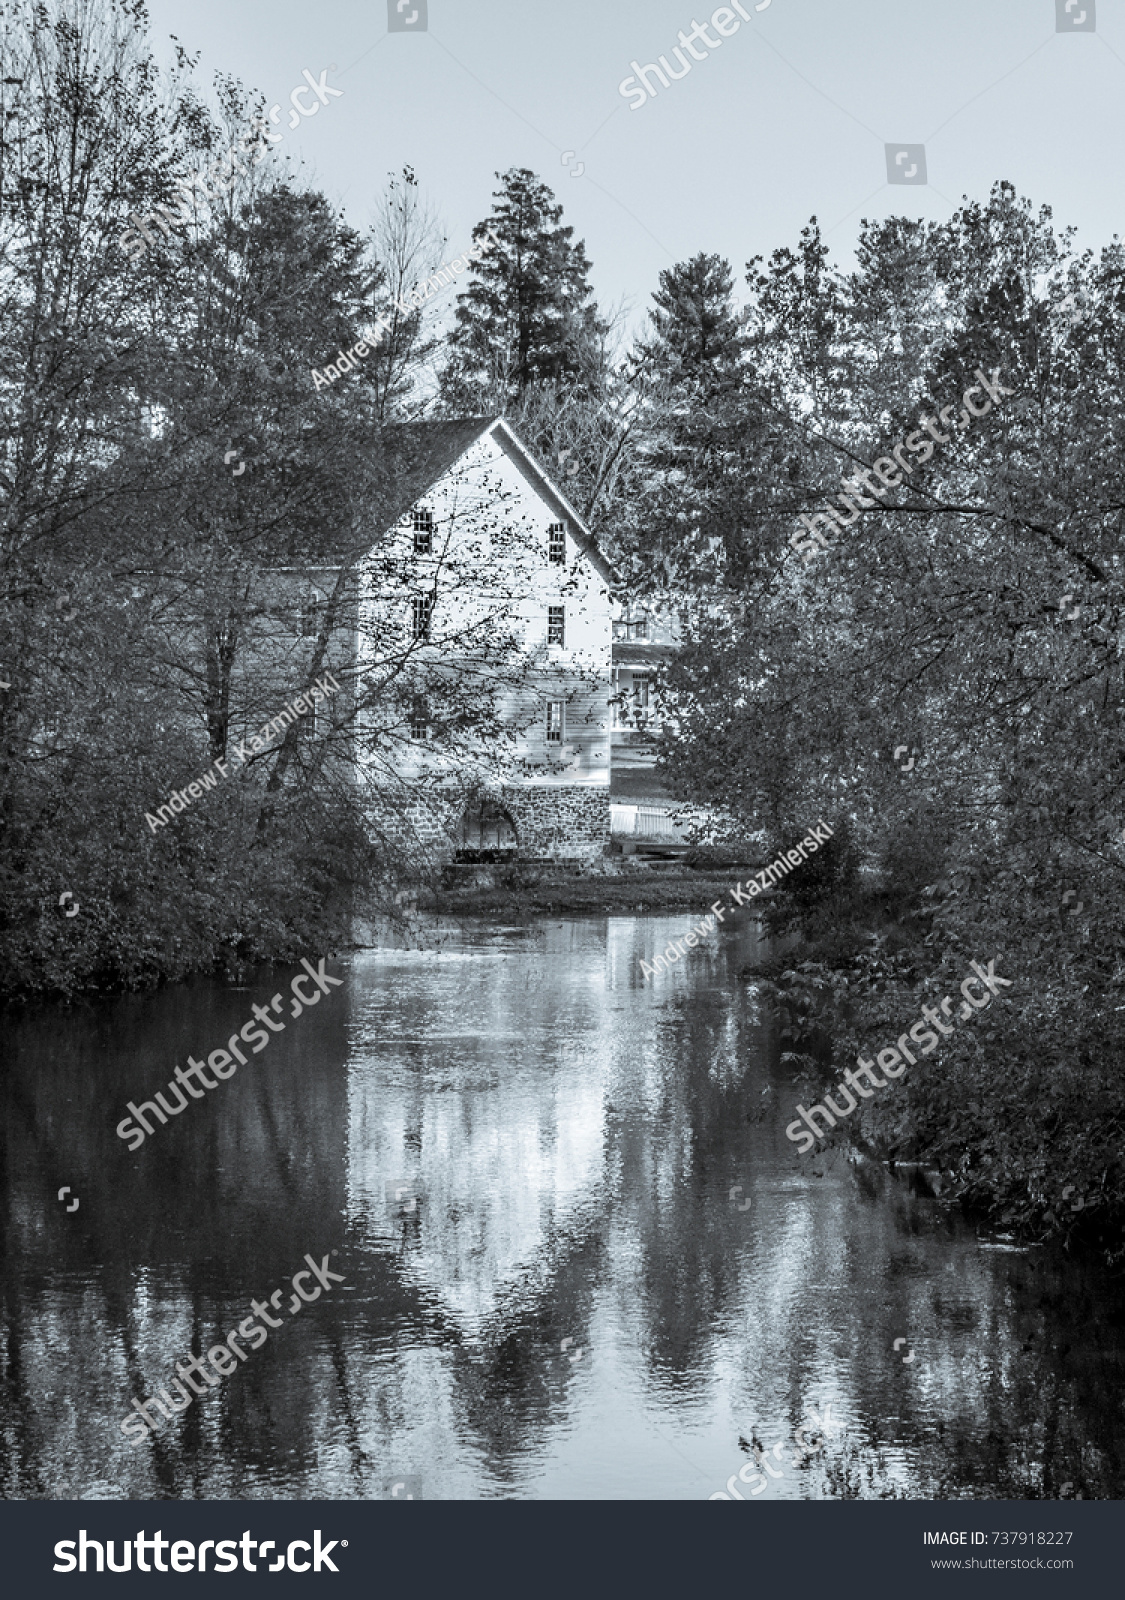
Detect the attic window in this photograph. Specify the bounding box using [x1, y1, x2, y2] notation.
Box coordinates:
[548, 522, 566, 565]
[413, 508, 434, 555]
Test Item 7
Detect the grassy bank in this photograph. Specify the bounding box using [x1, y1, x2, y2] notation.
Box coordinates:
[418, 865, 740, 918]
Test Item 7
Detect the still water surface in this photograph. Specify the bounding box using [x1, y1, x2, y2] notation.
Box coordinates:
[3, 914, 1123, 1500]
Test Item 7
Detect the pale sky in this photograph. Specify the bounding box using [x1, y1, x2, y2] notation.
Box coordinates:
[144, 0, 1125, 325]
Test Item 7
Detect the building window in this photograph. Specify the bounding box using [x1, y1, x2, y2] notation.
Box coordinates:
[412, 593, 434, 640]
[547, 605, 565, 646]
[632, 673, 652, 715]
[410, 697, 428, 741]
[546, 701, 564, 742]
[613, 617, 649, 640]
[548, 522, 566, 565]
[301, 597, 318, 637]
[298, 697, 318, 737]
[413, 507, 434, 555]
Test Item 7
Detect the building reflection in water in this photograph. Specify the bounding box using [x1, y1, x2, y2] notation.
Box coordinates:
[1, 917, 1122, 1500]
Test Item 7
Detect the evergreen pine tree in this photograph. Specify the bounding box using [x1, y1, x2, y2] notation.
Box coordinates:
[440, 168, 605, 413]
[618, 252, 748, 599]
[634, 252, 743, 392]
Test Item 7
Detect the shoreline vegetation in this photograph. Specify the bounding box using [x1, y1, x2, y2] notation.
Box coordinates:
[416, 863, 756, 918]
[735, 827, 1125, 1261]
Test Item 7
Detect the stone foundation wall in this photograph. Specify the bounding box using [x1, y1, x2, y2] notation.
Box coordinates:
[363, 793, 458, 856]
[365, 784, 610, 863]
[500, 785, 610, 861]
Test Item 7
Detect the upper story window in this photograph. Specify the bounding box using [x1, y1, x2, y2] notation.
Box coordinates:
[548, 522, 566, 565]
[300, 597, 318, 637]
[546, 700, 564, 742]
[409, 697, 429, 741]
[413, 507, 434, 555]
[547, 605, 565, 646]
[412, 593, 434, 641]
[613, 617, 649, 640]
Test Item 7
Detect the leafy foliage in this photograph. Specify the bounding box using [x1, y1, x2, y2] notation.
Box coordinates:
[614, 193, 1125, 1247]
[0, 4, 607, 1000]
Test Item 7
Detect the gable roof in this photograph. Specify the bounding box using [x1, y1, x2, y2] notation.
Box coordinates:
[488, 419, 616, 585]
[364, 416, 499, 535]
[305, 416, 615, 583]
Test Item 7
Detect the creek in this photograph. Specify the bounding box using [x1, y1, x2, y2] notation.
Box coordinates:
[3, 913, 1121, 1499]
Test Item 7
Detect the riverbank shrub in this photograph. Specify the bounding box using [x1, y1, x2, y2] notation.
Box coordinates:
[781, 815, 862, 910]
[683, 840, 763, 871]
[0, 744, 382, 1002]
[877, 807, 949, 901]
[765, 919, 1125, 1258]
